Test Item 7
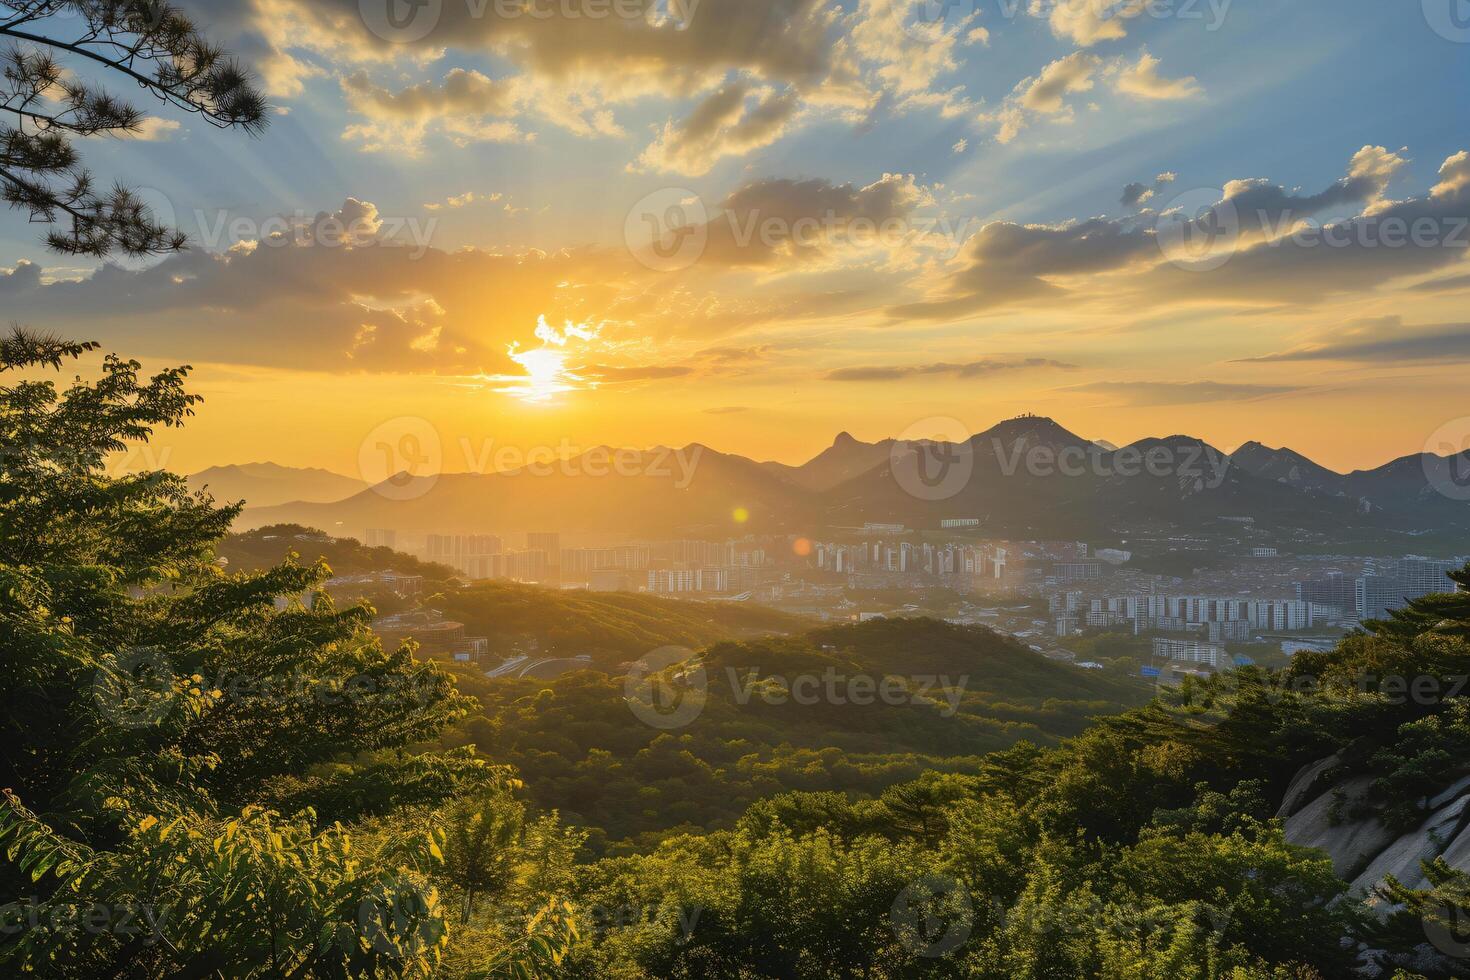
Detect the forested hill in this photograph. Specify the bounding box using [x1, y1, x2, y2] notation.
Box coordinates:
[215, 524, 458, 580]
[436, 580, 806, 662]
[443, 618, 1151, 852]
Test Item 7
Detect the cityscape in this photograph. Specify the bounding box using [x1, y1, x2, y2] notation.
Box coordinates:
[322, 518, 1466, 680]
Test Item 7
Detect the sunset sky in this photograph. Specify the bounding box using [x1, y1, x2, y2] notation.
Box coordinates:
[3, 0, 1468, 477]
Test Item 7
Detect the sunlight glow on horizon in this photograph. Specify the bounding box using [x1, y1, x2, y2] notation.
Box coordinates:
[491, 315, 600, 404]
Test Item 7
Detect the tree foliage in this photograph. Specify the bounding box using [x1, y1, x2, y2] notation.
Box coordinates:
[0, 331, 575, 976]
[0, 1, 267, 255]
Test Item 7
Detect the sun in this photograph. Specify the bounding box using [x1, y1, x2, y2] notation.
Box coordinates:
[492, 315, 599, 404]
[508, 344, 574, 404]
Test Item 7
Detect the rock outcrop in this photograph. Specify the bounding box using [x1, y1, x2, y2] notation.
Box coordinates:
[1278, 759, 1470, 898]
[1278, 758, 1470, 977]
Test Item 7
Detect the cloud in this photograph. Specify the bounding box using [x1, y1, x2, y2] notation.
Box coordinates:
[1121, 182, 1154, 207]
[693, 172, 933, 266]
[982, 51, 1099, 143]
[0, 198, 654, 374]
[695, 345, 776, 364]
[1023, 52, 1101, 113]
[125, 117, 184, 141]
[1059, 381, 1309, 405]
[1031, 0, 1150, 46]
[1234, 321, 1470, 364]
[633, 82, 800, 176]
[1126, 147, 1463, 304]
[893, 146, 1451, 320]
[186, 0, 1027, 173]
[1433, 150, 1470, 199]
[1122, 170, 1182, 207]
[1112, 51, 1201, 101]
[1407, 272, 1470, 293]
[425, 191, 505, 211]
[703, 405, 750, 414]
[583, 364, 697, 383]
[341, 69, 532, 152]
[826, 357, 1075, 381]
[849, 0, 983, 100]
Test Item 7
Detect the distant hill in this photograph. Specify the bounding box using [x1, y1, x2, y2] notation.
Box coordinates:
[1229, 441, 1347, 496]
[443, 617, 1150, 851]
[1229, 440, 1470, 528]
[763, 431, 899, 491]
[217, 524, 456, 580]
[228, 418, 1470, 543]
[188, 462, 366, 508]
[437, 579, 806, 662]
[241, 445, 819, 536]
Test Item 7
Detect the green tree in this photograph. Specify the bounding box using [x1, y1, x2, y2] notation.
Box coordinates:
[441, 785, 527, 924]
[0, 330, 521, 976]
[0, 1, 267, 255]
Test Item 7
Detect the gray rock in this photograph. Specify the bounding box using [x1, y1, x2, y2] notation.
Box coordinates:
[1427, 772, 1470, 812]
[1278, 753, 1341, 820]
[1284, 776, 1398, 878]
[1353, 794, 1470, 903]
[1438, 814, 1470, 874]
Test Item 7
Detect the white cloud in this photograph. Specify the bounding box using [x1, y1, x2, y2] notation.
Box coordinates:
[1112, 51, 1202, 101]
[633, 83, 800, 176]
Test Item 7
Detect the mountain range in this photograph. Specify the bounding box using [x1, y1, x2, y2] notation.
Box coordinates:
[186, 463, 367, 509]
[219, 417, 1469, 543]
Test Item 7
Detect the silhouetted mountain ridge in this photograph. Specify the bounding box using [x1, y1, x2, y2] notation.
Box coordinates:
[227, 417, 1469, 540]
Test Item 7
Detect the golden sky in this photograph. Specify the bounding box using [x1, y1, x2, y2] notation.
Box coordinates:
[3, 0, 1468, 477]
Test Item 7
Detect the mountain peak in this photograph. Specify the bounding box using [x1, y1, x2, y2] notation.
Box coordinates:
[833, 430, 859, 448]
[977, 414, 1088, 448]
